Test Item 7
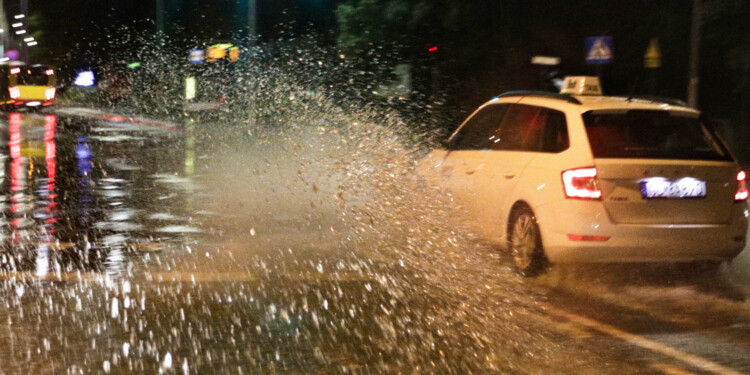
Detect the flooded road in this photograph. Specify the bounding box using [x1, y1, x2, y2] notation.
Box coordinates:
[1, 109, 750, 374]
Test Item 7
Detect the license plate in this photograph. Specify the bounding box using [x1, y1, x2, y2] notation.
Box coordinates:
[641, 178, 706, 199]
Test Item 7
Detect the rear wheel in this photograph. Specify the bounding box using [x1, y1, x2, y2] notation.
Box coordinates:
[509, 206, 547, 277]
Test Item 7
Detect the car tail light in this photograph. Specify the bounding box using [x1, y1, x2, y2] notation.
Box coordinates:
[562, 167, 602, 200]
[735, 170, 748, 201]
[10, 67, 20, 75]
[567, 234, 610, 241]
[9, 86, 20, 99]
[45, 87, 56, 100]
[45, 69, 54, 76]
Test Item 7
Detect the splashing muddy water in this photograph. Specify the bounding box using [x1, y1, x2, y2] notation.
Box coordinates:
[0, 38, 656, 374]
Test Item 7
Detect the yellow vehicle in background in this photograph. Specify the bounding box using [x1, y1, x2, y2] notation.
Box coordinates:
[8, 64, 57, 108]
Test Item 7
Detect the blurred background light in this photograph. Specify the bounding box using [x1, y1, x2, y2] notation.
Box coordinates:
[74, 71, 95, 87]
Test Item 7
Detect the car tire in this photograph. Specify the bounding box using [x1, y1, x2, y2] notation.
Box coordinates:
[509, 206, 547, 277]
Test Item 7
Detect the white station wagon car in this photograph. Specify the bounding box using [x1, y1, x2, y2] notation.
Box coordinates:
[420, 76, 749, 276]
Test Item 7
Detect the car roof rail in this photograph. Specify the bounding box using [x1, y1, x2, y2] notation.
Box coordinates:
[494, 91, 582, 105]
[625, 95, 688, 107]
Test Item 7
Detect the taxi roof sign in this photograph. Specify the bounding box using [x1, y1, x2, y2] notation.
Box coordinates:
[559, 76, 603, 96]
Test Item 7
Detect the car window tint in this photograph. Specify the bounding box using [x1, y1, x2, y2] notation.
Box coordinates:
[491, 104, 541, 151]
[18, 68, 51, 85]
[583, 110, 731, 161]
[449, 104, 509, 150]
[540, 109, 570, 153]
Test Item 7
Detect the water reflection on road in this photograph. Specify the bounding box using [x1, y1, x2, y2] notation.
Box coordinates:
[0, 111, 197, 277]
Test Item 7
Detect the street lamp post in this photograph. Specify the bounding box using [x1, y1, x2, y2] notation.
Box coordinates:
[687, 0, 702, 108]
[156, 0, 164, 34]
[19, 0, 27, 61]
[0, 0, 6, 58]
[248, 0, 256, 44]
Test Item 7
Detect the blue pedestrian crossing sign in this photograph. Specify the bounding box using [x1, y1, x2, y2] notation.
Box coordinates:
[585, 36, 614, 64]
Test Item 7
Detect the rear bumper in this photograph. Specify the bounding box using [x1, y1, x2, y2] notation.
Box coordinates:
[14, 86, 56, 106]
[13, 100, 55, 107]
[534, 200, 748, 263]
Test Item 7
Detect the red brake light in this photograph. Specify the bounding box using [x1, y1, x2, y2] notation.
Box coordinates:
[735, 170, 748, 201]
[45, 69, 54, 76]
[10, 67, 20, 75]
[9, 86, 20, 99]
[45, 87, 56, 100]
[567, 234, 610, 242]
[562, 167, 602, 200]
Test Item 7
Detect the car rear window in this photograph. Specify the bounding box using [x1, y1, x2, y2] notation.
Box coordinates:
[17, 68, 50, 86]
[582, 110, 731, 161]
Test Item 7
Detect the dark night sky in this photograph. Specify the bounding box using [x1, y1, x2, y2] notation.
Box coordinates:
[2, 0, 338, 66]
[10, 0, 338, 39]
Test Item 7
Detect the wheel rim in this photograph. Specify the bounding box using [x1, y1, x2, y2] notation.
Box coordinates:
[512, 214, 537, 270]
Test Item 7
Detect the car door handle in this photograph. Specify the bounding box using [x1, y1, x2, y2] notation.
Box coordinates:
[503, 172, 516, 179]
[465, 170, 475, 175]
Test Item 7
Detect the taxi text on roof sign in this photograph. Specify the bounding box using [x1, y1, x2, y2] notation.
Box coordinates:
[559, 76, 602, 95]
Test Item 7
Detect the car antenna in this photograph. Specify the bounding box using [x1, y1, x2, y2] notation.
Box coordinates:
[626, 71, 643, 102]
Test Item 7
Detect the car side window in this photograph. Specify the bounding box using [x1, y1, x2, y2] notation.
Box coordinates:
[489, 105, 569, 152]
[491, 104, 541, 151]
[449, 104, 509, 150]
[540, 109, 570, 153]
